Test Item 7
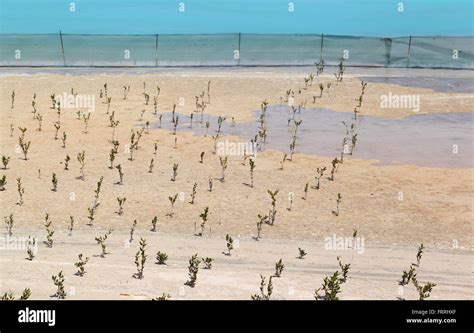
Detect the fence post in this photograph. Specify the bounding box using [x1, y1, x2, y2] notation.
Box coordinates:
[237, 32, 241, 66]
[59, 30, 66, 66]
[155, 34, 159, 67]
[384, 38, 392, 67]
[320, 33, 324, 63]
[406, 35, 412, 68]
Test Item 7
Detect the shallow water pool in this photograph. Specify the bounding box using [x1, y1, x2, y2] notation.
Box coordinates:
[152, 106, 473, 168]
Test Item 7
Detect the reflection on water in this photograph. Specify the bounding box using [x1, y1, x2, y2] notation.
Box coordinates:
[151, 106, 473, 168]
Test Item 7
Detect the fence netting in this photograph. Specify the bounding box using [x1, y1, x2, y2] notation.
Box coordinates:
[1, 33, 472, 68]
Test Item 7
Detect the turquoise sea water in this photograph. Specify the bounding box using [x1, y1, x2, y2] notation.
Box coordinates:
[1, 0, 473, 36]
[0, 1, 472, 67]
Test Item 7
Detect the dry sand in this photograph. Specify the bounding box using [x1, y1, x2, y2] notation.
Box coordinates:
[0, 67, 472, 300]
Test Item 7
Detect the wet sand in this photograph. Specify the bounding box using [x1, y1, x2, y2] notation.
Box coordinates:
[0, 67, 472, 299]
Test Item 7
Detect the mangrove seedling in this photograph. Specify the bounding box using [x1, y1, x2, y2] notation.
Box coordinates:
[274, 258, 284, 277]
[151, 216, 158, 232]
[267, 189, 279, 225]
[334, 59, 345, 82]
[412, 277, 436, 301]
[94, 176, 103, 202]
[249, 158, 255, 188]
[106, 97, 112, 113]
[340, 137, 348, 163]
[26, 236, 36, 260]
[189, 183, 197, 204]
[172, 115, 179, 135]
[251, 275, 273, 301]
[74, 254, 89, 276]
[328, 158, 339, 181]
[116, 196, 126, 215]
[315, 257, 351, 300]
[82, 112, 91, 133]
[4, 214, 13, 236]
[414, 243, 424, 267]
[332, 193, 342, 217]
[315, 271, 341, 301]
[53, 123, 60, 140]
[18, 126, 27, 140]
[337, 256, 351, 283]
[318, 83, 324, 98]
[208, 177, 213, 192]
[219, 156, 228, 182]
[185, 253, 201, 287]
[61, 132, 67, 148]
[197, 207, 209, 237]
[52, 271, 66, 299]
[0, 175, 6, 191]
[167, 193, 178, 216]
[51, 173, 58, 192]
[315, 59, 325, 75]
[68, 216, 74, 236]
[19, 136, 31, 160]
[2, 292, 15, 300]
[171, 163, 178, 181]
[255, 214, 268, 240]
[20, 288, 31, 300]
[148, 158, 154, 173]
[123, 85, 130, 99]
[129, 220, 137, 243]
[112, 140, 120, 154]
[398, 244, 436, 300]
[86, 205, 96, 226]
[155, 293, 171, 301]
[350, 134, 358, 155]
[16, 177, 24, 206]
[279, 153, 287, 170]
[110, 120, 119, 141]
[217, 116, 226, 134]
[302, 182, 309, 200]
[207, 80, 211, 104]
[95, 228, 113, 257]
[153, 96, 158, 115]
[2, 156, 10, 170]
[50, 93, 56, 108]
[3, 289, 22, 301]
[115, 164, 124, 185]
[133, 237, 147, 279]
[64, 155, 70, 170]
[225, 234, 234, 256]
[43, 214, 54, 248]
[313, 167, 326, 189]
[298, 247, 307, 259]
[35, 113, 42, 131]
[109, 149, 116, 169]
[202, 257, 213, 269]
[156, 251, 168, 265]
[77, 151, 86, 180]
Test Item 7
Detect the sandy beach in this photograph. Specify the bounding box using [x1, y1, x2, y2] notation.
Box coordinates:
[0, 67, 472, 300]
